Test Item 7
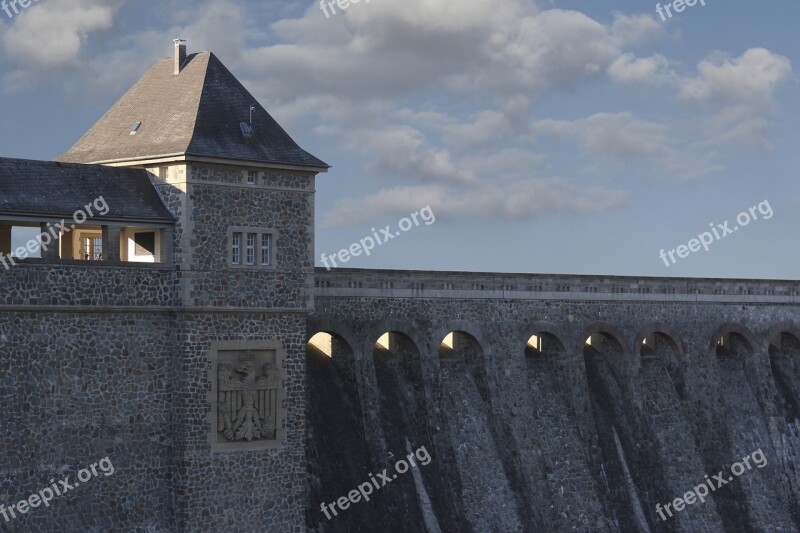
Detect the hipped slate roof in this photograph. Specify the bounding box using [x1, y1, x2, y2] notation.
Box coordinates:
[57, 52, 328, 169]
[0, 158, 175, 223]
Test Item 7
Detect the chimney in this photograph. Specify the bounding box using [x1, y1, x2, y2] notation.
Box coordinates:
[173, 39, 187, 75]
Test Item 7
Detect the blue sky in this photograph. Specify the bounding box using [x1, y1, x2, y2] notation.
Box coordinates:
[0, 0, 797, 279]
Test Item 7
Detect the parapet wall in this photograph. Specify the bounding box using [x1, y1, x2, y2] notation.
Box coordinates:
[314, 268, 800, 303]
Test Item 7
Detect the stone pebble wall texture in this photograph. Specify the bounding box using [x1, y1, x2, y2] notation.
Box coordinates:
[170, 165, 315, 531]
[186, 165, 315, 309]
[0, 311, 176, 532]
[173, 312, 309, 532]
[3, 159, 800, 533]
[310, 270, 800, 532]
[0, 162, 317, 532]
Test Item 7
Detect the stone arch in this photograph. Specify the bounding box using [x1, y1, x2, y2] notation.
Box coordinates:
[634, 322, 686, 357]
[306, 315, 388, 530]
[765, 322, 800, 355]
[766, 322, 800, 425]
[432, 319, 490, 364]
[581, 321, 629, 355]
[364, 319, 426, 360]
[709, 323, 757, 357]
[306, 318, 360, 360]
[634, 322, 688, 400]
[523, 320, 568, 358]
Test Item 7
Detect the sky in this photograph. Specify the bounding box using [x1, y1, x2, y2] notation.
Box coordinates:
[0, 0, 797, 279]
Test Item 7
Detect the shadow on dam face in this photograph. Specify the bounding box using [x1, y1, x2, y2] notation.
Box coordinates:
[769, 332, 800, 426]
[768, 331, 800, 526]
[583, 332, 676, 532]
[306, 332, 376, 532]
[306, 331, 461, 533]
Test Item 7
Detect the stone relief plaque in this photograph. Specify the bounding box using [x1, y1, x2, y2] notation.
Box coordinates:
[209, 342, 285, 451]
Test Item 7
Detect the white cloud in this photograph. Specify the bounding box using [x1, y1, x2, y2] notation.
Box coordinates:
[242, 2, 659, 110]
[351, 125, 477, 185]
[610, 12, 663, 47]
[535, 112, 670, 160]
[677, 48, 792, 147]
[2, 0, 120, 68]
[678, 48, 792, 107]
[321, 179, 629, 228]
[608, 53, 673, 85]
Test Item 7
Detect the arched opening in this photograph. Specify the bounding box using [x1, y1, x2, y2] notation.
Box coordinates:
[715, 331, 754, 359]
[371, 331, 427, 441]
[370, 331, 447, 530]
[768, 330, 800, 425]
[582, 327, 664, 530]
[308, 331, 333, 357]
[305, 330, 371, 530]
[525, 332, 565, 359]
[524, 330, 567, 402]
[438, 331, 487, 399]
[632, 326, 714, 529]
[638, 330, 686, 399]
[439, 331, 482, 363]
[434, 330, 525, 529]
[522, 329, 579, 529]
[702, 324, 766, 529]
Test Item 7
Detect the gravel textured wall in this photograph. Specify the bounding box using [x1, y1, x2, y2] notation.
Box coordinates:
[2, 204, 798, 532]
[0, 307, 176, 532]
[309, 268, 800, 532]
[0, 163, 318, 532]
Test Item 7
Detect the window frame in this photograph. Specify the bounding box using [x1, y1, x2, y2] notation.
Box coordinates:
[261, 233, 271, 266]
[245, 233, 256, 265]
[228, 227, 276, 269]
[231, 232, 242, 265]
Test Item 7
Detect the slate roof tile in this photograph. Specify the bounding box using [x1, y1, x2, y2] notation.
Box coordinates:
[57, 52, 328, 169]
[0, 158, 175, 223]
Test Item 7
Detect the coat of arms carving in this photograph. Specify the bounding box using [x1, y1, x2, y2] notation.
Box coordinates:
[209, 344, 284, 451]
[217, 354, 278, 441]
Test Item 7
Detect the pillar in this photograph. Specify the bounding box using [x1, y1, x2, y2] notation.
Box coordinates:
[102, 226, 121, 262]
[40, 222, 60, 260]
[0, 224, 10, 255]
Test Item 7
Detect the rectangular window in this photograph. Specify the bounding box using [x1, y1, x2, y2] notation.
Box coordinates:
[246, 233, 256, 265]
[232, 233, 242, 264]
[247, 171, 258, 184]
[159, 166, 168, 180]
[79, 234, 103, 261]
[134, 232, 156, 256]
[10, 226, 42, 258]
[261, 234, 271, 266]
[230, 229, 275, 268]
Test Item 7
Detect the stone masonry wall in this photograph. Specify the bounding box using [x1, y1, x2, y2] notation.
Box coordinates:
[170, 163, 317, 531]
[0, 264, 176, 532]
[310, 268, 800, 531]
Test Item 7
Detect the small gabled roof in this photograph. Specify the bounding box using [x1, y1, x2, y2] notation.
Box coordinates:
[0, 158, 175, 224]
[57, 52, 328, 170]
